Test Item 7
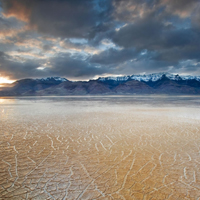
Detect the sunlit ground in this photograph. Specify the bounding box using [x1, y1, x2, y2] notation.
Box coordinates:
[0, 96, 200, 199]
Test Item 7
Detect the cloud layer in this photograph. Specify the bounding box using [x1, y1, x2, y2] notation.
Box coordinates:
[0, 0, 200, 80]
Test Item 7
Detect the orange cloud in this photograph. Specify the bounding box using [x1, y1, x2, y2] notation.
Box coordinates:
[0, 25, 28, 40]
[161, 0, 198, 18]
[2, 0, 31, 22]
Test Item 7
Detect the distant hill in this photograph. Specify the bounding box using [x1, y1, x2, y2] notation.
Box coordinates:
[1, 73, 200, 96]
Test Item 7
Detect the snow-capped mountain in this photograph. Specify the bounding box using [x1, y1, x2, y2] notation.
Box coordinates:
[1, 73, 200, 96]
[98, 73, 200, 82]
[36, 77, 68, 82]
[130, 73, 181, 82]
[97, 76, 130, 82]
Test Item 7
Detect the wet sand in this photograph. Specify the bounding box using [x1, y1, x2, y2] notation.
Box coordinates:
[0, 96, 200, 200]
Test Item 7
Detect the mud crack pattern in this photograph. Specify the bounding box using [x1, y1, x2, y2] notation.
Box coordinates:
[0, 97, 200, 199]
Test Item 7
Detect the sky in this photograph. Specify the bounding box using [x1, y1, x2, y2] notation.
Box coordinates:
[0, 0, 200, 82]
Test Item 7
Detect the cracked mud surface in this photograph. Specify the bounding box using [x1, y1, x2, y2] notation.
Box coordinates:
[0, 96, 200, 199]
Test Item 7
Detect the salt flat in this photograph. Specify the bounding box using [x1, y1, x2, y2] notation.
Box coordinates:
[0, 96, 200, 200]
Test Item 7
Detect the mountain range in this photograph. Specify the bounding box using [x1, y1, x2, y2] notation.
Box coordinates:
[1, 73, 200, 96]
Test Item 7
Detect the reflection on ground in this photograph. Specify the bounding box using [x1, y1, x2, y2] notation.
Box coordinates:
[0, 96, 200, 199]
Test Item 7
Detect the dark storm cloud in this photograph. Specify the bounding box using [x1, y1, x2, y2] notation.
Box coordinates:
[48, 53, 109, 78]
[0, 0, 200, 79]
[0, 51, 109, 79]
[111, 0, 200, 64]
[0, 51, 45, 79]
[0, 16, 13, 31]
[112, 0, 200, 20]
[0, 14, 25, 38]
[42, 44, 52, 52]
[90, 48, 137, 65]
[153, 46, 200, 63]
[191, 6, 200, 29]
[1, 0, 112, 39]
[112, 18, 164, 49]
[60, 39, 86, 50]
[112, 21, 200, 61]
[160, 0, 199, 18]
[176, 61, 200, 74]
[115, 59, 177, 75]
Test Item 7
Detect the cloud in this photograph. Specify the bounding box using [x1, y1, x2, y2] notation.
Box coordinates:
[112, 0, 156, 23]
[0, 51, 110, 80]
[113, 59, 176, 75]
[112, 0, 199, 21]
[0, 51, 44, 79]
[111, 4, 200, 63]
[60, 39, 103, 55]
[191, 6, 200, 29]
[112, 17, 164, 49]
[48, 53, 109, 79]
[1, 0, 200, 79]
[42, 44, 52, 52]
[1, 0, 112, 39]
[90, 48, 137, 65]
[160, 0, 199, 18]
[0, 15, 26, 39]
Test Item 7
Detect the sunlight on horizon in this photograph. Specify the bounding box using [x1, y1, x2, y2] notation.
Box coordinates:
[0, 77, 15, 87]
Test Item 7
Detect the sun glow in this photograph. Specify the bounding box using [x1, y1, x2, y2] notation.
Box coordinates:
[0, 77, 15, 86]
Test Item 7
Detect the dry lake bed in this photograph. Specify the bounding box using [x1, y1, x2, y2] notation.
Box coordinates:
[1, 96, 200, 200]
